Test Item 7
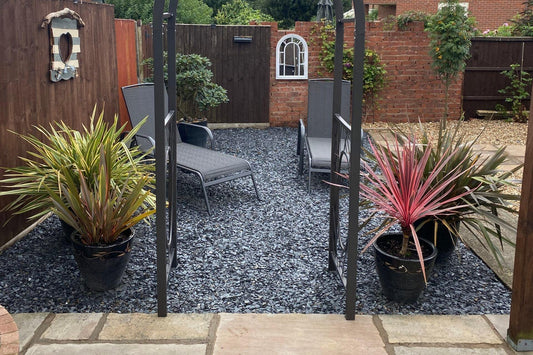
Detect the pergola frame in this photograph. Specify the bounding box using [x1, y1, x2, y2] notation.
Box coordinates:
[328, 0, 365, 320]
[153, 0, 179, 317]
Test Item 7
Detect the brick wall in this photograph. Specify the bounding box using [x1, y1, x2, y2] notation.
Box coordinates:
[267, 22, 323, 127]
[364, 0, 524, 31]
[268, 20, 461, 126]
[365, 21, 462, 123]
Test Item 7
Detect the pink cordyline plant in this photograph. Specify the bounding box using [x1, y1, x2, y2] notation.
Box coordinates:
[360, 136, 473, 282]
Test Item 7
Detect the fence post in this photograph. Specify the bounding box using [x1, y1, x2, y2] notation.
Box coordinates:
[508, 92, 533, 351]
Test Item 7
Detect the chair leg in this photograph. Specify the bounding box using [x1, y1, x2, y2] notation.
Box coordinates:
[250, 173, 261, 201]
[308, 157, 312, 193]
[200, 180, 212, 216]
[193, 172, 212, 215]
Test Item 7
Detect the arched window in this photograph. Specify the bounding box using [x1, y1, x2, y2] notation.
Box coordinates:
[276, 34, 308, 80]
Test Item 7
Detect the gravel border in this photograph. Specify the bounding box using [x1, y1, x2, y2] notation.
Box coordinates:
[0, 127, 511, 314]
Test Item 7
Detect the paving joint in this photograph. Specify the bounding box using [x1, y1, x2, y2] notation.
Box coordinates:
[90, 313, 107, 341]
[206, 313, 220, 355]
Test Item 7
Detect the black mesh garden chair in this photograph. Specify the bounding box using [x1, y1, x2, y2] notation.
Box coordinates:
[122, 83, 260, 215]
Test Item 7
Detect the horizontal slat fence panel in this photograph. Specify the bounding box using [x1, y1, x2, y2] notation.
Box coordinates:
[463, 37, 533, 119]
[172, 24, 270, 124]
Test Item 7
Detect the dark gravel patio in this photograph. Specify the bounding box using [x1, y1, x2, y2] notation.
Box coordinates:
[0, 127, 511, 314]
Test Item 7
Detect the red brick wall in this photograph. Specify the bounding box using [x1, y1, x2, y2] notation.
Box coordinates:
[365, 21, 462, 123]
[268, 20, 461, 126]
[267, 22, 324, 127]
[364, 0, 524, 31]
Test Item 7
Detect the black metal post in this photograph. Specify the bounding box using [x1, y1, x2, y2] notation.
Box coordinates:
[154, 0, 178, 317]
[328, 0, 345, 272]
[345, 0, 365, 320]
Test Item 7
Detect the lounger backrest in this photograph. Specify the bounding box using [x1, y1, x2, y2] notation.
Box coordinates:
[307, 79, 351, 138]
[121, 83, 174, 153]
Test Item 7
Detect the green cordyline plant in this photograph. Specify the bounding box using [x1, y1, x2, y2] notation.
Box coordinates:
[47, 145, 155, 245]
[0, 107, 155, 224]
[360, 136, 472, 282]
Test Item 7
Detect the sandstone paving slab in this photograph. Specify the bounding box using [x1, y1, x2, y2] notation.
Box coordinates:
[504, 145, 525, 158]
[41, 313, 103, 340]
[380, 315, 502, 344]
[214, 313, 386, 354]
[25, 343, 206, 355]
[98, 313, 213, 341]
[394, 346, 509, 355]
[485, 314, 510, 341]
[11, 313, 48, 350]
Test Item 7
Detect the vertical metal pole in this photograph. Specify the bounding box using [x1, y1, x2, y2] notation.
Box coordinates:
[153, 0, 167, 318]
[167, 1, 178, 268]
[328, 0, 345, 271]
[345, 0, 365, 320]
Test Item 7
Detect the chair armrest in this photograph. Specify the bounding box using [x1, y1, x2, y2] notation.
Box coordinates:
[129, 133, 156, 155]
[178, 122, 214, 149]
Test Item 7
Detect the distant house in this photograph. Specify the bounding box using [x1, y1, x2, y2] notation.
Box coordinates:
[357, 0, 524, 30]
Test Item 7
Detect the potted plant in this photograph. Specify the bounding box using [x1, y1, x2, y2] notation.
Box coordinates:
[359, 135, 471, 303]
[0, 108, 156, 290]
[0, 107, 155, 240]
[144, 53, 229, 147]
[174, 53, 229, 146]
[49, 145, 155, 291]
[399, 121, 521, 264]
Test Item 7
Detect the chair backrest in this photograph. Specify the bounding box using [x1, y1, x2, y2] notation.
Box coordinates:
[121, 83, 171, 153]
[307, 79, 351, 138]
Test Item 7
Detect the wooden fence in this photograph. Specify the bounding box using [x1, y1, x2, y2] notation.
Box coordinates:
[0, 0, 119, 248]
[463, 37, 533, 119]
[140, 24, 271, 124]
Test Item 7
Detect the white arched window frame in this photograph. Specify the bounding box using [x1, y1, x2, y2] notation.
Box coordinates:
[276, 34, 308, 80]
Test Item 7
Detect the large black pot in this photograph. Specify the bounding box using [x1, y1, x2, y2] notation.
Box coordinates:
[416, 219, 459, 262]
[59, 219, 74, 243]
[70, 229, 134, 291]
[373, 233, 437, 303]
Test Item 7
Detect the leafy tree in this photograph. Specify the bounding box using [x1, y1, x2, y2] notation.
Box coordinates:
[177, 0, 213, 24]
[426, 0, 476, 122]
[106, 0, 153, 23]
[203, 0, 230, 16]
[512, 0, 533, 36]
[253, 0, 317, 29]
[215, 0, 273, 24]
[106, 0, 212, 24]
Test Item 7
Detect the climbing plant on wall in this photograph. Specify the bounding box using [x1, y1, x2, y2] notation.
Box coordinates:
[312, 22, 387, 121]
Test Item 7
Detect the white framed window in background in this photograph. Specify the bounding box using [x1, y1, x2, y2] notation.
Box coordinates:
[276, 34, 308, 80]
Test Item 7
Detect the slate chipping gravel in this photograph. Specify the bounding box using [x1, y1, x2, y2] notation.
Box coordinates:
[0, 127, 511, 315]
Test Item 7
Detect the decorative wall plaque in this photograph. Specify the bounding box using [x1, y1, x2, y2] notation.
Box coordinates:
[41, 8, 85, 82]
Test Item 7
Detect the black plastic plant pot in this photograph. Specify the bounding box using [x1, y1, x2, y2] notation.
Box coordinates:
[70, 229, 134, 291]
[416, 219, 459, 263]
[373, 233, 437, 304]
[59, 218, 75, 243]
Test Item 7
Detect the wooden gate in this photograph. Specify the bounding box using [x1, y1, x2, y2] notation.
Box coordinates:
[463, 37, 533, 119]
[173, 25, 270, 124]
